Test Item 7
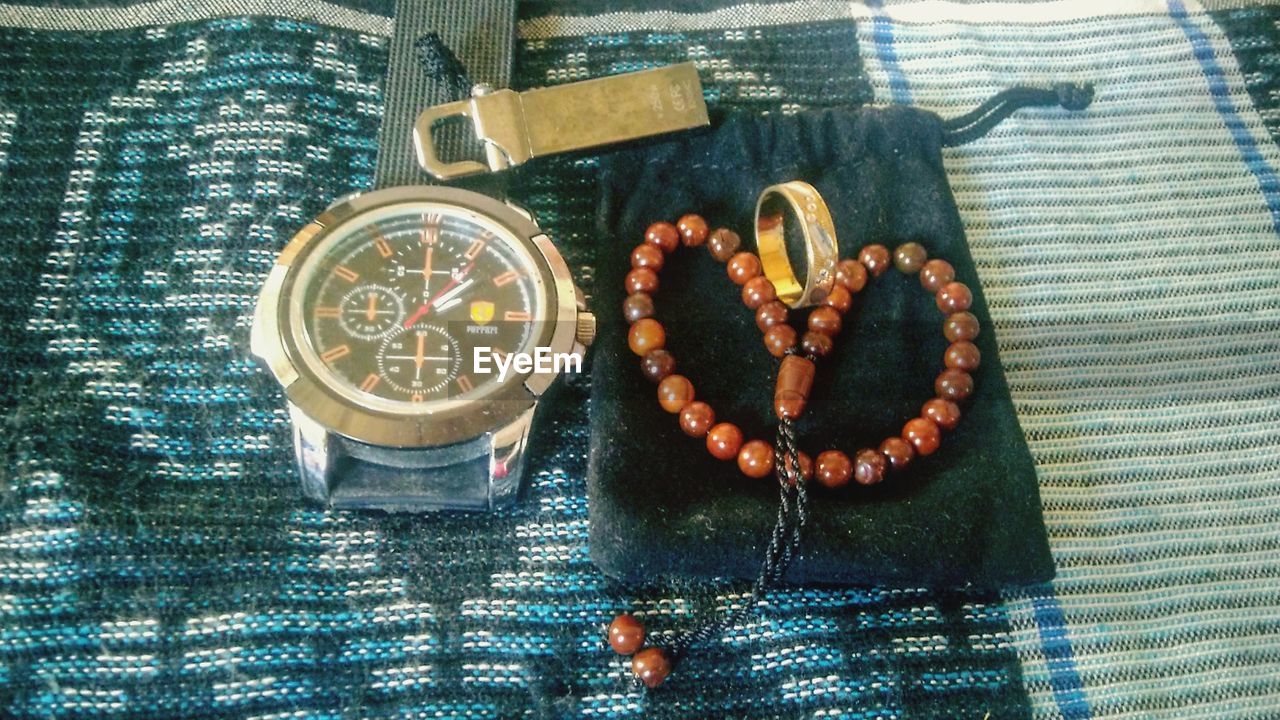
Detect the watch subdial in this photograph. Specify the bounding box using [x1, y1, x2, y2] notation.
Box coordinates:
[376, 324, 462, 398]
[337, 284, 406, 340]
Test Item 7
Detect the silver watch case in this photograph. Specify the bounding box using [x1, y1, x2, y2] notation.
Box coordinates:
[250, 185, 581, 450]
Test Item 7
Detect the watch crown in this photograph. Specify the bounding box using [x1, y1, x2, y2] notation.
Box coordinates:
[575, 311, 597, 347]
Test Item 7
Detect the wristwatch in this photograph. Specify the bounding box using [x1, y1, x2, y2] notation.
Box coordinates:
[251, 186, 594, 511]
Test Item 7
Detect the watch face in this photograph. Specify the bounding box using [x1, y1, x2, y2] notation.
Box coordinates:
[287, 201, 545, 412]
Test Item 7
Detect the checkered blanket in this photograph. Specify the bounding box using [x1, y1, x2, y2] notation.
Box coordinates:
[2, 1, 1278, 717]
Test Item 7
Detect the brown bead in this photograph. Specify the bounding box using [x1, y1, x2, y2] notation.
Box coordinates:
[893, 242, 927, 274]
[774, 355, 815, 420]
[807, 306, 842, 337]
[625, 268, 659, 295]
[707, 228, 742, 262]
[823, 284, 852, 314]
[936, 282, 973, 314]
[853, 448, 887, 486]
[645, 222, 679, 253]
[836, 258, 868, 293]
[903, 417, 942, 456]
[922, 398, 962, 431]
[676, 214, 709, 246]
[859, 244, 891, 277]
[741, 276, 777, 310]
[628, 318, 665, 356]
[706, 423, 744, 461]
[727, 252, 762, 285]
[780, 450, 813, 484]
[679, 401, 716, 438]
[631, 647, 672, 689]
[878, 436, 915, 472]
[623, 293, 654, 324]
[801, 331, 833, 358]
[755, 301, 789, 332]
[815, 450, 853, 489]
[935, 368, 975, 402]
[630, 243, 664, 272]
[945, 340, 981, 371]
[763, 324, 797, 358]
[943, 311, 981, 342]
[608, 614, 645, 655]
[919, 259, 955, 293]
[657, 374, 694, 414]
[737, 439, 775, 479]
[640, 349, 676, 383]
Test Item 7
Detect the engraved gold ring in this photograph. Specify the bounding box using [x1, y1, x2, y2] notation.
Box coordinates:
[754, 181, 839, 308]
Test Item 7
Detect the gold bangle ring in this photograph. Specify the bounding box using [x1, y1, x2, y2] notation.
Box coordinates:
[754, 181, 839, 308]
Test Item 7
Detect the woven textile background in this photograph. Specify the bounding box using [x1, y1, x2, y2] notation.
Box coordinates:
[1, 1, 1278, 718]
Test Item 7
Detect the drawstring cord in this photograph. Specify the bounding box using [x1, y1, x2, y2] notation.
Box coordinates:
[942, 82, 1094, 147]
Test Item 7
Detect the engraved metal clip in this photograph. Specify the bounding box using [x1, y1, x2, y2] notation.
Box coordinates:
[413, 62, 709, 180]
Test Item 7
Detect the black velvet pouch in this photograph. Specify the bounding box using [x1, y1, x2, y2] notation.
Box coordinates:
[588, 105, 1054, 589]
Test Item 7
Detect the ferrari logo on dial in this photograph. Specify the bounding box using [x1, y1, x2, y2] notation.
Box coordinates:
[469, 300, 495, 325]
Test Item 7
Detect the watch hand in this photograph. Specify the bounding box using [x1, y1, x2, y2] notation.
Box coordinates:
[429, 277, 474, 313]
[414, 333, 426, 377]
[366, 291, 378, 322]
[402, 261, 476, 327]
[423, 246, 434, 296]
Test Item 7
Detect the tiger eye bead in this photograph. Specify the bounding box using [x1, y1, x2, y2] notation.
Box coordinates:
[707, 228, 742, 262]
[823, 285, 852, 314]
[640, 349, 675, 383]
[632, 647, 672, 688]
[836, 258, 868, 293]
[893, 242, 927, 274]
[853, 448, 887, 486]
[657, 374, 695, 413]
[903, 417, 942, 455]
[945, 341, 981, 371]
[727, 252, 762, 285]
[780, 450, 813, 485]
[623, 293, 654, 324]
[706, 423, 744, 461]
[919, 259, 955, 293]
[807, 306, 842, 337]
[625, 268, 659, 295]
[679, 401, 716, 438]
[859, 244, 891, 277]
[755, 301, 789, 332]
[935, 369, 974, 402]
[645, 222, 679, 253]
[801, 331, 833, 358]
[936, 282, 973, 314]
[922, 398, 962, 431]
[878, 436, 915, 472]
[631, 243, 664, 272]
[763, 324, 797, 358]
[628, 318, 665, 356]
[737, 439, 776, 479]
[677, 214, 709, 246]
[608, 614, 645, 655]
[742, 276, 777, 310]
[815, 450, 853, 489]
[943, 311, 981, 342]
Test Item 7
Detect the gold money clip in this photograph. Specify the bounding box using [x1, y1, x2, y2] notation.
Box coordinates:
[413, 62, 709, 180]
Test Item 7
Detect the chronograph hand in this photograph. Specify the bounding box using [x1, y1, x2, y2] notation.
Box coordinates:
[422, 246, 434, 296]
[402, 260, 477, 327]
[366, 291, 378, 321]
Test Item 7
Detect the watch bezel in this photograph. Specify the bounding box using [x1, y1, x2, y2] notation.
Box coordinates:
[251, 185, 579, 448]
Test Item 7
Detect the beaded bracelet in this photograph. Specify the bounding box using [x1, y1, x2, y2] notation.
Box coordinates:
[610, 214, 981, 688]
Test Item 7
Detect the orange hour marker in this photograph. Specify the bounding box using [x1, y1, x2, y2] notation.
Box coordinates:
[492, 270, 519, 287]
[315, 306, 341, 318]
[333, 265, 359, 283]
[492, 348, 509, 365]
[464, 238, 486, 260]
[359, 374, 381, 392]
[320, 344, 350, 362]
[456, 375, 474, 393]
[373, 232, 393, 258]
[504, 311, 532, 322]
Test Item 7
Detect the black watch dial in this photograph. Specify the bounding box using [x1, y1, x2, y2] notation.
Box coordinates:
[291, 203, 542, 407]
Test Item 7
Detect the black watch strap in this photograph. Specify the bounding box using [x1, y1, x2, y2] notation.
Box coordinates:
[374, 0, 518, 189]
